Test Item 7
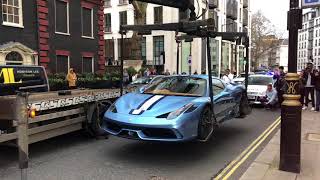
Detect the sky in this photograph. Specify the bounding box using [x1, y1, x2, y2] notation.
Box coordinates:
[251, 0, 290, 38]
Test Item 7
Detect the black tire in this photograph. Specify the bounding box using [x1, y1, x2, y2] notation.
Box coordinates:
[198, 106, 215, 141]
[90, 100, 112, 138]
[237, 93, 251, 118]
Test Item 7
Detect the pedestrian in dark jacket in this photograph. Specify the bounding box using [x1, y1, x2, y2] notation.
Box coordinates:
[299, 70, 306, 106]
[315, 69, 320, 112]
[274, 66, 286, 105]
[302, 63, 316, 110]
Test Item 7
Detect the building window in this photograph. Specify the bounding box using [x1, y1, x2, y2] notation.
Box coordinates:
[105, 13, 111, 32]
[82, 57, 94, 73]
[56, 55, 69, 73]
[119, 0, 128, 5]
[153, 36, 164, 65]
[104, 0, 111, 7]
[119, 11, 127, 27]
[105, 39, 115, 65]
[316, 40, 318, 47]
[1, 0, 23, 27]
[55, 0, 69, 34]
[5, 51, 23, 65]
[81, 7, 93, 38]
[154, 6, 163, 24]
[141, 37, 146, 61]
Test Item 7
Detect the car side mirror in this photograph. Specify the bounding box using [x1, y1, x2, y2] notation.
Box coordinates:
[139, 85, 146, 93]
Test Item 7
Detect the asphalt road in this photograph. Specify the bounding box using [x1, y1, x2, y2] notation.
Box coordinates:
[0, 108, 280, 180]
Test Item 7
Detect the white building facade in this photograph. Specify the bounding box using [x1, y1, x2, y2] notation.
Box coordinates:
[104, 0, 251, 76]
[298, 9, 320, 71]
[276, 39, 289, 71]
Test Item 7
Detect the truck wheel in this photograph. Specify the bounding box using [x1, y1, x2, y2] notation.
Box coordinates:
[90, 100, 112, 138]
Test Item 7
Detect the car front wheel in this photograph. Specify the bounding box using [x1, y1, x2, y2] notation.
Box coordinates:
[198, 106, 215, 141]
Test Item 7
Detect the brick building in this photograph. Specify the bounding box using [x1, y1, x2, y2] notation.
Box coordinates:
[0, 0, 105, 74]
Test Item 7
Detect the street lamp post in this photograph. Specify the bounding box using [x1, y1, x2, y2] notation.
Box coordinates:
[280, 0, 302, 173]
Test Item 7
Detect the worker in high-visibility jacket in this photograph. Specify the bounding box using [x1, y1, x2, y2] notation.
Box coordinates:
[66, 68, 77, 89]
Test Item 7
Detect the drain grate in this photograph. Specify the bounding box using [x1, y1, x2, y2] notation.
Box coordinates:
[306, 133, 320, 142]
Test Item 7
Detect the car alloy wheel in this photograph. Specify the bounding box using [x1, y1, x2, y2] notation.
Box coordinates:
[198, 106, 214, 142]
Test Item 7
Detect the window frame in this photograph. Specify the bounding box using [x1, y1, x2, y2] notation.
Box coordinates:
[82, 56, 94, 73]
[105, 13, 111, 33]
[54, 0, 70, 35]
[153, 36, 164, 65]
[1, 0, 24, 28]
[154, 6, 163, 24]
[81, 6, 94, 39]
[119, 11, 127, 27]
[56, 55, 70, 74]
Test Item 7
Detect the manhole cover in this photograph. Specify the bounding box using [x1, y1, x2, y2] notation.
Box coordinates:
[306, 133, 320, 142]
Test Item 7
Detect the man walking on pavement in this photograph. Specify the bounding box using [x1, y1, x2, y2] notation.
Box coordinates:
[303, 63, 316, 111]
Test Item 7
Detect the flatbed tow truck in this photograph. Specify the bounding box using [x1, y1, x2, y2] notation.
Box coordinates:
[0, 65, 127, 178]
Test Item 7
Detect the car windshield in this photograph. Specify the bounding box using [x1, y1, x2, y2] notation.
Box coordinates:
[131, 77, 151, 85]
[248, 76, 273, 86]
[143, 76, 207, 97]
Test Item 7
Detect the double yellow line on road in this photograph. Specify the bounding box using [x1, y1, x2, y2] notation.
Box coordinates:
[214, 117, 281, 180]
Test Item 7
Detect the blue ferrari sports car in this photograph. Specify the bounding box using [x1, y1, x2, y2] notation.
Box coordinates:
[102, 75, 250, 142]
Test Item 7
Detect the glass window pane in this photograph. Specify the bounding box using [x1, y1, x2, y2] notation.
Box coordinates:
[8, 15, 13, 22]
[8, 0, 13, 6]
[82, 8, 93, 37]
[13, 7, 18, 15]
[13, 0, 18, 6]
[56, 55, 69, 74]
[3, 0, 8, 4]
[14, 15, 19, 23]
[7, 6, 13, 14]
[3, 14, 7, 21]
[3, 6, 8, 13]
[82, 57, 93, 73]
[55, 0, 68, 33]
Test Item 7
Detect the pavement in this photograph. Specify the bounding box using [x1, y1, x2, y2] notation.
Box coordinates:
[240, 110, 320, 180]
[0, 108, 280, 180]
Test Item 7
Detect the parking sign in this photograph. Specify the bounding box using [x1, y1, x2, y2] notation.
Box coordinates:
[302, 0, 320, 8]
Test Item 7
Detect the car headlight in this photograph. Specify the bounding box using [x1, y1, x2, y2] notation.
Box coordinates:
[167, 103, 194, 120]
[108, 104, 117, 113]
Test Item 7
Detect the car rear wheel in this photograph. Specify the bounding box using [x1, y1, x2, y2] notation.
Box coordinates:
[198, 106, 215, 141]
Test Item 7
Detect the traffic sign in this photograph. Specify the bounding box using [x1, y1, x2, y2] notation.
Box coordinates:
[188, 55, 192, 66]
[302, 0, 320, 8]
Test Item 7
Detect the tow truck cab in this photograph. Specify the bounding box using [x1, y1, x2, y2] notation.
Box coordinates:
[0, 65, 49, 96]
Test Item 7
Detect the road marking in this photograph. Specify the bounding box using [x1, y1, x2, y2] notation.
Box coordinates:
[213, 117, 281, 180]
[221, 119, 281, 180]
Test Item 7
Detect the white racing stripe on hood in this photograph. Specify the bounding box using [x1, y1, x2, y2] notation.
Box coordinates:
[131, 95, 164, 115]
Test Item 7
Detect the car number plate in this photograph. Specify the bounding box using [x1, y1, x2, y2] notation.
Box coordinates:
[248, 95, 255, 100]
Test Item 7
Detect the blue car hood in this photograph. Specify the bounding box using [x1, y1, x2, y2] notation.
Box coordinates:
[115, 93, 198, 117]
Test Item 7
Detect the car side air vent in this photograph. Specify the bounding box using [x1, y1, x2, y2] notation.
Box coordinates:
[156, 113, 170, 118]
